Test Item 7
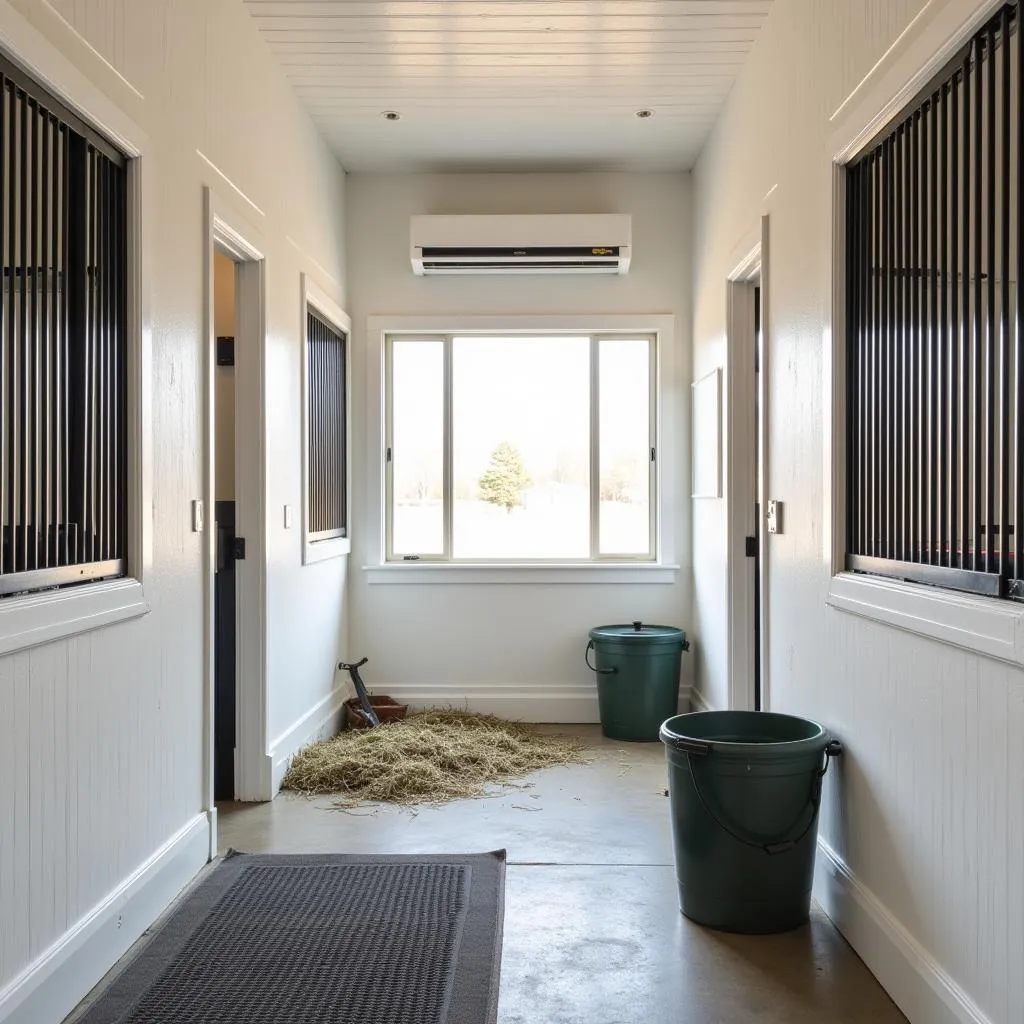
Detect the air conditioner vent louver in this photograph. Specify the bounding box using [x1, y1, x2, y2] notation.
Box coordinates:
[411, 215, 631, 276]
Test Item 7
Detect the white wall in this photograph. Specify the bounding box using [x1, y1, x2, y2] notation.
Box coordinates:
[0, 2, 347, 1021]
[346, 172, 692, 718]
[692, 2, 1023, 1022]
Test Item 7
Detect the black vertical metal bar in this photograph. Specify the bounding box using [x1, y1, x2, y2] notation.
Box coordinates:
[98, 154, 107, 561]
[330, 326, 336, 531]
[925, 92, 936, 566]
[113, 157, 123, 560]
[99, 154, 108, 561]
[867, 154, 876, 557]
[0, 80, 6, 577]
[331, 326, 339, 531]
[67, 132, 85, 567]
[313, 315, 321, 532]
[984, 21, 996, 574]
[998, 10, 1010, 579]
[847, 164, 859, 557]
[28, 99, 39, 571]
[310, 314, 318, 533]
[1016, 0, 1024, 586]
[41, 107, 51, 569]
[317, 320, 324, 534]
[87, 146, 97, 563]
[6, 84, 17, 573]
[311, 316, 318, 534]
[911, 109, 922, 563]
[325, 324, 332, 531]
[937, 82, 946, 569]
[896, 126, 905, 562]
[857, 161, 868, 556]
[18, 88, 29, 572]
[876, 149, 884, 557]
[925, 98, 933, 565]
[882, 136, 891, 559]
[52, 118, 62, 566]
[961, 44, 973, 569]
[61, 126, 72, 566]
[972, 35, 984, 572]
[340, 333, 347, 533]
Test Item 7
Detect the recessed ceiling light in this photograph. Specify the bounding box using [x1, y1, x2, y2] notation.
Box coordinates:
[381, 110, 401, 121]
[635, 109, 654, 119]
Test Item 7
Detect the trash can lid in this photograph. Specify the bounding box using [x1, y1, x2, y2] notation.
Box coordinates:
[589, 622, 686, 645]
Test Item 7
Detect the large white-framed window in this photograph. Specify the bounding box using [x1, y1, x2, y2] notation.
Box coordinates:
[383, 330, 658, 566]
[0, 7, 152, 655]
[301, 273, 351, 564]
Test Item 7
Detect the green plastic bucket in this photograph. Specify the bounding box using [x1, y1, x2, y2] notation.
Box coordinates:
[660, 711, 842, 933]
[586, 622, 689, 742]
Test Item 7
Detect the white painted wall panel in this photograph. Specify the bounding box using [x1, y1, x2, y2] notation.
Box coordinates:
[0, 0, 347, 1009]
[692, 1, 1023, 1020]
[346, 172, 692, 710]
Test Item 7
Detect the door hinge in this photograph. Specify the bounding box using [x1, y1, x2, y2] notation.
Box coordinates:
[650, 447, 656, 462]
[386, 447, 393, 463]
[744, 536, 757, 558]
[233, 537, 246, 560]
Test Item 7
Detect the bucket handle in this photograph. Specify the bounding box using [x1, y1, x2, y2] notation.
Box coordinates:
[585, 640, 618, 675]
[684, 739, 843, 856]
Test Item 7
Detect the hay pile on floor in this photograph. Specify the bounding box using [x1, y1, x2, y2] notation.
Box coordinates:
[282, 709, 588, 804]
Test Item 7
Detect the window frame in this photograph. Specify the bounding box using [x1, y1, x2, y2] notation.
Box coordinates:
[383, 329, 658, 566]
[0, 52, 129, 598]
[0, 12, 151, 654]
[824, 0, 1024, 665]
[300, 273, 351, 565]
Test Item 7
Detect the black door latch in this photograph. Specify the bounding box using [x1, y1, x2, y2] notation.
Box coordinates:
[745, 536, 757, 557]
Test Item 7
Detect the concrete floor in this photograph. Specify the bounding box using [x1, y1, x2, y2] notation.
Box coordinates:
[219, 725, 907, 1024]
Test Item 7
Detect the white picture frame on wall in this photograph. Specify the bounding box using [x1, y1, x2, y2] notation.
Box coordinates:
[691, 368, 721, 499]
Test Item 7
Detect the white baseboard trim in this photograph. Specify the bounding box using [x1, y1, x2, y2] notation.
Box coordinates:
[814, 838, 992, 1024]
[0, 813, 209, 1024]
[373, 682, 693, 723]
[267, 686, 350, 794]
[689, 689, 715, 712]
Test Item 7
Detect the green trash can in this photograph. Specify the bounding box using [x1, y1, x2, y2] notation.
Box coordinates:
[586, 622, 689, 742]
[660, 711, 842, 933]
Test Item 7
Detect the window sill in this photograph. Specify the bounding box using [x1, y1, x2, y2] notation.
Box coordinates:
[303, 536, 352, 565]
[0, 578, 150, 657]
[364, 563, 679, 585]
[827, 571, 1024, 668]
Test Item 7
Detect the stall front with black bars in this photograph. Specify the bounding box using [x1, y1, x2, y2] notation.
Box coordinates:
[0, 56, 128, 598]
[306, 308, 347, 543]
[845, 0, 1023, 601]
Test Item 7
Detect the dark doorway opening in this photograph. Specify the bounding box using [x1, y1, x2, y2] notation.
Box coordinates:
[753, 285, 763, 712]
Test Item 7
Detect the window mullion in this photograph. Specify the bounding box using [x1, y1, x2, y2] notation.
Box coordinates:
[649, 335, 658, 561]
[590, 335, 600, 561]
[384, 337, 394, 560]
[443, 334, 454, 561]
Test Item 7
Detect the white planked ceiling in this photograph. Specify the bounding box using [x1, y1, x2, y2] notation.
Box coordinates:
[242, 0, 774, 171]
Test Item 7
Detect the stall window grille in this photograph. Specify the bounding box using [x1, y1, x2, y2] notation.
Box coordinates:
[845, 1, 1023, 601]
[1, 56, 128, 598]
[306, 309, 347, 541]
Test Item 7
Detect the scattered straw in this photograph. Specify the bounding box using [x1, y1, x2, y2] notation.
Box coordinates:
[281, 709, 588, 805]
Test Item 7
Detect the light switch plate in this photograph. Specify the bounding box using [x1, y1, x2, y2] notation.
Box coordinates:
[284, 505, 293, 529]
[766, 500, 782, 535]
[192, 499, 204, 533]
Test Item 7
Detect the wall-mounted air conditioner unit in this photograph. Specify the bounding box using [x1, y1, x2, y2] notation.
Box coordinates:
[410, 214, 631, 276]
